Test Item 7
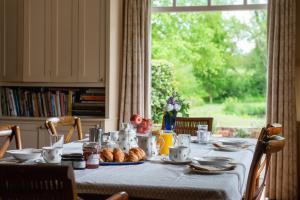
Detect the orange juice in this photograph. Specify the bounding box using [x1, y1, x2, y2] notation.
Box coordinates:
[160, 132, 175, 155]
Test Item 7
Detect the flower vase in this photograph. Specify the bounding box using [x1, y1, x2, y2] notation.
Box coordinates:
[164, 111, 177, 130]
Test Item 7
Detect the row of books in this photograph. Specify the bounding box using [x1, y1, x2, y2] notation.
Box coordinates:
[0, 87, 106, 117]
[72, 88, 105, 116]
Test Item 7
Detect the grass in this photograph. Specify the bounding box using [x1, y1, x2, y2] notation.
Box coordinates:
[187, 103, 266, 128]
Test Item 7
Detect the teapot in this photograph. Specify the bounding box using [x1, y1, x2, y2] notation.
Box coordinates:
[117, 123, 138, 152]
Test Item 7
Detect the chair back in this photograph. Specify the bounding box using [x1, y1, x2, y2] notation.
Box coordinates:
[162, 117, 213, 136]
[45, 116, 83, 143]
[0, 164, 77, 200]
[0, 125, 22, 158]
[245, 127, 285, 200]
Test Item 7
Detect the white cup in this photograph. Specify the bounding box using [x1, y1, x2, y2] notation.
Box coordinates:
[42, 146, 63, 163]
[169, 146, 189, 162]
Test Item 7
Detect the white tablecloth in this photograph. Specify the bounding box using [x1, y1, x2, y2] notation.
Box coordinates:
[64, 137, 256, 200]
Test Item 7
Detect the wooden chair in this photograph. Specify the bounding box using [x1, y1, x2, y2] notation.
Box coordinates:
[162, 117, 213, 136]
[45, 116, 83, 143]
[245, 132, 285, 200]
[0, 164, 128, 200]
[0, 125, 22, 159]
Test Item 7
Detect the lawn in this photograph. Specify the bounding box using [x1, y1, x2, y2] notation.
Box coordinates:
[188, 103, 266, 129]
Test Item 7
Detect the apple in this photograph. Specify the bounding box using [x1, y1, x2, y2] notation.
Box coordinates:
[137, 126, 145, 133]
[130, 114, 143, 126]
[141, 119, 148, 129]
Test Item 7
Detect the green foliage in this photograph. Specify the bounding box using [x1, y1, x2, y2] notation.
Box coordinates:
[151, 61, 190, 123]
[235, 128, 250, 138]
[151, 11, 267, 104]
[223, 97, 266, 117]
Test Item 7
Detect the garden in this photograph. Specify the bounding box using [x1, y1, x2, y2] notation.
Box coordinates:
[151, 11, 267, 138]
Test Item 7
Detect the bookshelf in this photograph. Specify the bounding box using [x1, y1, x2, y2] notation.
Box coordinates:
[0, 87, 106, 118]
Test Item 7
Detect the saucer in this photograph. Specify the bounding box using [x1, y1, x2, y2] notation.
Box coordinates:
[161, 158, 192, 165]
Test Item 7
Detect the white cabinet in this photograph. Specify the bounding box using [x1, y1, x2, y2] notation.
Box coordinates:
[0, 0, 106, 84]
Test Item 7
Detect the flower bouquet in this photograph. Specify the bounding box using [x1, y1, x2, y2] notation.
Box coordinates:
[163, 93, 182, 130]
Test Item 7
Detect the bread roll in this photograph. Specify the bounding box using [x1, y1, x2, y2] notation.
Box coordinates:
[113, 148, 125, 162]
[101, 148, 114, 162]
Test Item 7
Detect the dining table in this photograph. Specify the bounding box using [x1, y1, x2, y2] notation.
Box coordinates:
[62, 137, 256, 200]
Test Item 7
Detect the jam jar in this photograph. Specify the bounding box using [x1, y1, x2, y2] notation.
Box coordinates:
[83, 142, 100, 169]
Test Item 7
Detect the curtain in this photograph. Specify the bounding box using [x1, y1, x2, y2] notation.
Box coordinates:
[266, 0, 298, 199]
[119, 0, 151, 125]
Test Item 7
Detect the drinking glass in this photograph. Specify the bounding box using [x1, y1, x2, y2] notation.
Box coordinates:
[50, 135, 64, 148]
[177, 134, 191, 148]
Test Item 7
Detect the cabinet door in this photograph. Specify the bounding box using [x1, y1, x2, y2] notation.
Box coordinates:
[51, 0, 78, 82]
[23, 0, 51, 82]
[0, 0, 22, 82]
[78, 0, 106, 84]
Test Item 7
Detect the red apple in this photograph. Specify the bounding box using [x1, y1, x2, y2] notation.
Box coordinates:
[141, 119, 148, 129]
[130, 114, 142, 126]
[137, 126, 144, 133]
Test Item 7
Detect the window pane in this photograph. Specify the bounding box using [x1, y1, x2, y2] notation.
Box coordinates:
[248, 0, 267, 4]
[211, 0, 243, 5]
[152, 0, 173, 7]
[176, 0, 207, 6]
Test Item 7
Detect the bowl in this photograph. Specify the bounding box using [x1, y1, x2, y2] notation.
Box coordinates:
[7, 148, 42, 161]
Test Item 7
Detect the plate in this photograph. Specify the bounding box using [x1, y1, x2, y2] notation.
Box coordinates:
[99, 161, 144, 166]
[7, 148, 42, 161]
[213, 146, 241, 152]
[161, 158, 192, 165]
[219, 140, 246, 146]
[188, 163, 236, 175]
[193, 156, 233, 166]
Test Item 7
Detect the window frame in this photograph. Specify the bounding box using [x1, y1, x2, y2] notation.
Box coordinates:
[152, 0, 267, 13]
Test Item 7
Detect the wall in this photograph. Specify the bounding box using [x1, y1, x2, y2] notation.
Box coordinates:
[296, 1, 300, 120]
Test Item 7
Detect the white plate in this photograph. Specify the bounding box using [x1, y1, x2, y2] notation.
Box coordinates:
[161, 158, 192, 165]
[193, 156, 233, 166]
[188, 163, 236, 175]
[219, 140, 246, 146]
[7, 148, 42, 161]
[214, 146, 241, 152]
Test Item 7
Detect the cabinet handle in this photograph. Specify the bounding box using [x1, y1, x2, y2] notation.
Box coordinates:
[99, 78, 104, 82]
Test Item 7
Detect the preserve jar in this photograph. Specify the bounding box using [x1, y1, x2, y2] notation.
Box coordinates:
[83, 142, 100, 169]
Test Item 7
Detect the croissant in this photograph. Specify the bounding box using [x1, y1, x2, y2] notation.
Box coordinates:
[126, 151, 139, 162]
[113, 148, 125, 162]
[130, 147, 146, 160]
[101, 148, 114, 162]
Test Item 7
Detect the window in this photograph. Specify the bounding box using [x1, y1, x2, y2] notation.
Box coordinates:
[151, 0, 267, 138]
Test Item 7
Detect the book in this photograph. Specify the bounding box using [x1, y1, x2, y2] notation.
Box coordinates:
[80, 95, 105, 101]
[56, 91, 61, 116]
[68, 90, 73, 116]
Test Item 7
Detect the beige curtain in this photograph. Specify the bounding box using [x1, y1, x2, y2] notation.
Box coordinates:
[267, 0, 298, 199]
[119, 0, 151, 124]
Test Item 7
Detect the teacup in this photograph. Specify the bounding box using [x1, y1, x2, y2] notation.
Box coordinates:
[42, 146, 63, 163]
[169, 146, 189, 162]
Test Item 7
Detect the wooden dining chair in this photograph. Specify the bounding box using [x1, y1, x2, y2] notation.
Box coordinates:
[0, 125, 22, 159]
[0, 164, 128, 200]
[162, 117, 213, 136]
[245, 134, 285, 200]
[45, 116, 83, 143]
